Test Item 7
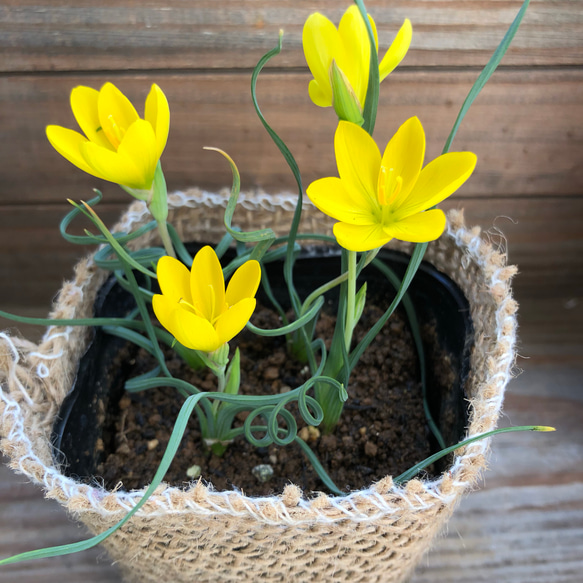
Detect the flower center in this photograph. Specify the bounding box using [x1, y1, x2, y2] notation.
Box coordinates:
[178, 297, 200, 316]
[377, 166, 402, 207]
[99, 114, 126, 150]
[179, 285, 225, 325]
[206, 284, 218, 323]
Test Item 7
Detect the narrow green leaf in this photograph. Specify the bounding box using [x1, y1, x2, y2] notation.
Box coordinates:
[349, 243, 427, 369]
[0, 310, 145, 329]
[250, 29, 304, 314]
[60, 191, 157, 246]
[59, 191, 105, 245]
[69, 200, 157, 279]
[94, 246, 165, 272]
[246, 296, 324, 337]
[294, 436, 343, 495]
[214, 231, 235, 260]
[166, 222, 194, 266]
[394, 425, 554, 484]
[353, 282, 367, 330]
[442, 0, 531, 153]
[0, 393, 208, 565]
[102, 325, 156, 355]
[224, 348, 241, 395]
[204, 147, 276, 264]
[354, 0, 379, 135]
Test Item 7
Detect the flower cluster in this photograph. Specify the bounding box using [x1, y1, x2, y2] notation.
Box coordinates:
[47, 82, 169, 193]
[303, 5, 411, 121]
[307, 118, 476, 251]
[153, 247, 261, 354]
[0, 0, 553, 569]
[42, 2, 478, 449]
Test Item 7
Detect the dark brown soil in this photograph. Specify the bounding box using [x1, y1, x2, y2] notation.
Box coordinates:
[94, 299, 441, 497]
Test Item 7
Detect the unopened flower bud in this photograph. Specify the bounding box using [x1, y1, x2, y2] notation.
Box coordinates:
[329, 60, 364, 126]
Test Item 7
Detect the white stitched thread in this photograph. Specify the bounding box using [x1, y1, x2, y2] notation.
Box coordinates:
[36, 363, 50, 378]
[0, 333, 35, 407]
[29, 350, 64, 360]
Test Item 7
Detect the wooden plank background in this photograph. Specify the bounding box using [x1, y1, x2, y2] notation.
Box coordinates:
[0, 0, 581, 580]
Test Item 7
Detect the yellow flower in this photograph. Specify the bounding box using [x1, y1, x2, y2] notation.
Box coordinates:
[46, 82, 169, 191]
[153, 246, 261, 353]
[303, 5, 412, 111]
[306, 118, 477, 252]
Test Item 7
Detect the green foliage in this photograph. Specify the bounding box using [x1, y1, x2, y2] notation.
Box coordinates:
[0, 0, 545, 568]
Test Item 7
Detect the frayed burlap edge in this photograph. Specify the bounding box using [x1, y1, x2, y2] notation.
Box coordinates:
[0, 189, 517, 583]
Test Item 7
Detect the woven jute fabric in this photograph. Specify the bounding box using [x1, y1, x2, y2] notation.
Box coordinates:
[0, 189, 518, 583]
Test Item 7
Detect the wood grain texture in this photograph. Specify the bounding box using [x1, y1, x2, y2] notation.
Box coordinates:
[0, 461, 121, 582]
[1, 0, 581, 72]
[1, 69, 582, 205]
[1, 359, 580, 582]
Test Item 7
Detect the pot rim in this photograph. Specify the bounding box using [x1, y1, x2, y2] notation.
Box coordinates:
[0, 189, 517, 524]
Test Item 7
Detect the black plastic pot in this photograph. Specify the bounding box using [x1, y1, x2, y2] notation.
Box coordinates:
[52, 248, 473, 483]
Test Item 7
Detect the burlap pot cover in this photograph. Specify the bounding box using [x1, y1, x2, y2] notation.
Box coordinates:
[0, 190, 517, 583]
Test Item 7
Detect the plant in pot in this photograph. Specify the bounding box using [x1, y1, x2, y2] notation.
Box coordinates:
[0, 1, 552, 582]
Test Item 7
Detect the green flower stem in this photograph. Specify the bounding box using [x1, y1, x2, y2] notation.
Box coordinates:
[209, 365, 229, 456]
[344, 250, 358, 350]
[122, 260, 172, 379]
[211, 366, 227, 416]
[121, 164, 174, 259]
[147, 164, 175, 258]
[197, 344, 232, 455]
[152, 216, 176, 259]
[299, 248, 379, 318]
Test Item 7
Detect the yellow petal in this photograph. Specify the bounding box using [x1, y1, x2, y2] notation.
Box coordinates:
[303, 12, 340, 107]
[191, 246, 226, 323]
[394, 152, 477, 219]
[307, 176, 377, 225]
[173, 304, 220, 352]
[152, 294, 182, 341]
[383, 209, 446, 243]
[337, 5, 375, 108]
[116, 119, 158, 189]
[70, 86, 113, 150]
[308, 79, 332, 108]
[333, 222, 392, 252]
[145, 83, 170, 160]
[46, 125, 106, 180]
[335, 121, 381, 207]
[97, 82, 139, 149]
[81, 140, 145, 189]
[156, 256, 192, 304]
[226, 260, 261, 306]
[154, 294, 220, 351]
[380, 116, 425, 207]
[215, 298, 256, 346]
[379, 19, 412, 82]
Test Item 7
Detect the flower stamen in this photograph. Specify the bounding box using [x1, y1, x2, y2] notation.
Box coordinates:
[378, 167, 403, 207]
[104, 114, 125, 149]
[178, 297, 197, 313]
[207, 284, 217, 323]
[388, 175, 403, 206]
